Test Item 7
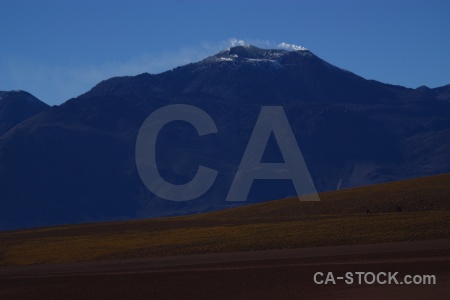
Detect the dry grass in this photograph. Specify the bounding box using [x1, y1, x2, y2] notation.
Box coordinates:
[0, 173, 449, 266]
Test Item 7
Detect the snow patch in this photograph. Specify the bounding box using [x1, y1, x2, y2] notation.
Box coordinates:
[245, 58, 267, 62]
[243, 58, 283, 68]
[336, 178, 343, 190]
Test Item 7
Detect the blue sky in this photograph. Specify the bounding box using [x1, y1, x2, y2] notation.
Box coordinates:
[1, 0, 449, 105]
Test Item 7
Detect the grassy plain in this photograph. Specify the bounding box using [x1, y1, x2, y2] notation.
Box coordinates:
[0, 173, 449, 266]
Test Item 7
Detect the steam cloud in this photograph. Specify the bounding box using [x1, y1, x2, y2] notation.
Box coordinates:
[278, 42, 308, 51]
[230, 38, 246, 47]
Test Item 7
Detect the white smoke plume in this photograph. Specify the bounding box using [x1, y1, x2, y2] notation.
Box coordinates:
[278, 42, 308, 51]
[230, 38, 247, 47]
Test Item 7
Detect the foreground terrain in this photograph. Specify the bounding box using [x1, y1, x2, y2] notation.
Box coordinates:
[0, 173, 449, 299]
[0, 240, 449, 299]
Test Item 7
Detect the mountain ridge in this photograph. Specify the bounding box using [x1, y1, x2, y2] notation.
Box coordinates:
[0, 45, 449, 230]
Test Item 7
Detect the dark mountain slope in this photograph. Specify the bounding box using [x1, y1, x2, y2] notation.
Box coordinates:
[0, 46, 448, 230]
[0, 91, 49, 136]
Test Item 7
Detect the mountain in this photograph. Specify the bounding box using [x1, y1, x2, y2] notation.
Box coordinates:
[0, 91, 49, 136]
[0, 45, 449, 230]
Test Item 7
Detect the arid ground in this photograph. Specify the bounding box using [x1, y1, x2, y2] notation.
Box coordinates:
[0, 173, 449, 299]
[0, 239, 449, 299]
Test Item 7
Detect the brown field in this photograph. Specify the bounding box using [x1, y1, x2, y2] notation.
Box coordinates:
[0, 173, 449, 299]
[0, 240, 449, 300]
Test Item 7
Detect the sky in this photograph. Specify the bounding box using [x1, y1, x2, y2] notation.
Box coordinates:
[1, 0, 449, 105]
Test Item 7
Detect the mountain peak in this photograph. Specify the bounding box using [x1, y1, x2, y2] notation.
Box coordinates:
[0, 90, 48, 106]
[226, 45, 286, 58]
[0, 90, 26, 98]
[0, 90, 50, 136]
[204, 45, 312, 64]
[1, 44, 449, 231]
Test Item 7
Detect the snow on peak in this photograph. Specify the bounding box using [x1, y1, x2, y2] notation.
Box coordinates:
[197, 43, 314, 72]
[278, 42, 308, 51]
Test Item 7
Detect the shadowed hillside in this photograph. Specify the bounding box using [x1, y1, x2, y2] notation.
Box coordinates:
[0, 173, 449, 266]
[0, 91, 49, 136]
[199, 172, 450, 219]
